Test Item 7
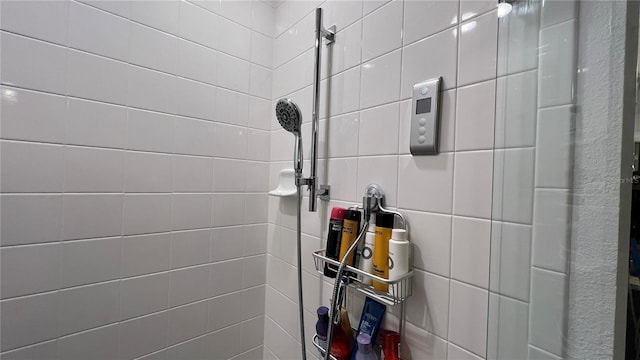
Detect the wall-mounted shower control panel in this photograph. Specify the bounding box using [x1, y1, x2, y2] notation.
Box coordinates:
[410, 77, 442, 155]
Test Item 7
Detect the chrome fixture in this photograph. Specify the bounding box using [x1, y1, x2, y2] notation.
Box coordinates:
[275, 97, 308, 360]
[274, 9, 335, 360]
[275, 99, 303, 174]
[497, 0, 514, 17]
[308, 8, 335, 212]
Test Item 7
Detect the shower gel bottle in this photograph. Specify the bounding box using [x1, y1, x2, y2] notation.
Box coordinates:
[325, 207, 347, 277]
[388, 229, 409, 296]
[338, 209, 362, 267]
[372, 212, 394, 291]
[358, 220, 376, 285]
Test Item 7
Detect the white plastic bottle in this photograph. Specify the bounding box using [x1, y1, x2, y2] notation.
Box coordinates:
[359, 221, 376, 285]
[388, 229, 409, 296]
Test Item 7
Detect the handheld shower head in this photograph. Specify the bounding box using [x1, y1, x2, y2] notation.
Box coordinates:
[275, 98, 302, 134]
[275, 98, 304, 174]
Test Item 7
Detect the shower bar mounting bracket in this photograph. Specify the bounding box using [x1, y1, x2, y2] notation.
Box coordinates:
[321, 25, 336, 45]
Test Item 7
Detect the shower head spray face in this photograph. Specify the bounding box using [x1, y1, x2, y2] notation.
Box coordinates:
[275, 98, 302, 134]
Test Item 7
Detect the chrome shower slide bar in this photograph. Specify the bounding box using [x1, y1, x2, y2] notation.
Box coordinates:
[308, 8, 335, 212]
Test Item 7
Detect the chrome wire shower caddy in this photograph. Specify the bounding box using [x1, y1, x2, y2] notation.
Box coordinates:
[311, 184, 414, 360]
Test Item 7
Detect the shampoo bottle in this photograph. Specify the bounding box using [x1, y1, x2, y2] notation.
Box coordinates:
[372, 212, 394, 291]
[325, 207, 347, 278]
[338, 209, 362, 267]
[358, 220, 376, 285]
[388, 229, 409, 295]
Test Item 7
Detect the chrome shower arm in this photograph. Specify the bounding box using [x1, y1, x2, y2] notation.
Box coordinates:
[308, 8, 335, 212]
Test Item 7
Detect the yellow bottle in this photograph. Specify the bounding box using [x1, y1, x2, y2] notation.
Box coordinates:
[372, 212, 394, 291]
[338, 209, 361, 266]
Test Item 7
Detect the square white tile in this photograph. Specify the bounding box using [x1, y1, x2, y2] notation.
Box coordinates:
[404, 0, 459, 45]
[535, 105, 574, 188]
[487, 294, 529, 360]
[405, 269, 450, 338]
[0, 0, 69, 45]
[68, 1, 129, 61]
[67, 99, 127, 149]
[172, 193, 213, 231]
[122, 194, 172, 235]
[532, 189, 571, 273]
[0, 292, 60, 351]
[398, 153, 454, 214]
[1, 87, 67, 143]
[169, 265, 210, 307]
[455, 80, 496, 151]
[122, 233, 171, 277]
[495, 70, 537, 148]
[59, 324, 118, 360]
[362, 0, 403, 61]
[178, 1, 218, 49]
[176, 39, 218, 85]
[126, 108, 175, 153]
[64, 146, 124, 193]
[538, 20, 577, 107]
[401, 28, 458, 98]
[174, 117, 215, 157]
[120, 273, 169, 320]
[451, 216, 491, 288]
[1, 195, 63, 246]
[59, 281, 120, 335]
[171, 229, 211, 269]
[129, 22, 177, 74]
[453, 151, 493, 219]
[401, 210, 452, 276]
[68, 49, 128, 105]
[489, 221, 531, 301]
[358, 103, 400, 156]
[124, 151, 173, 193]
[60, 237, 121, 288]
[167, 301, 208, 345]
[492, 148, 535, 224]
[457, 11, 498, 86]
[1, 141, 64, 193]
[448, 280, 489, 357]
[1, 243, 60, 299]
[529, 268, 567, 356]
[173, 155, 213, 193]
[118, 312, 168, 360]
[1, 32, 67, 95]
[63, 194, 123, 240]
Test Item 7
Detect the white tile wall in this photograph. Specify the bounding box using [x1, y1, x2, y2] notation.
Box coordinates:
[489, 2, 576, 359]
[267, 1, 502, 359]
[0, 0, 271, 358]
[1, 0, 577, 358]
[267, 1, 576, 360]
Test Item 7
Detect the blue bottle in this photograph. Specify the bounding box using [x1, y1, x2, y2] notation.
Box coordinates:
[316, 306, 329, 350]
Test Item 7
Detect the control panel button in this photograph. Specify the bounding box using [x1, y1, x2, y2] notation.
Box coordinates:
[418, 127, 426, 135]
[418, 118, 427, 126]
[421, 87, 428, 95]
[418, 135, 426, 143]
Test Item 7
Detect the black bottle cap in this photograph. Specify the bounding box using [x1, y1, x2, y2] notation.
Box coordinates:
[376, 212, 395, 228]
[345, 209, 361, 221]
